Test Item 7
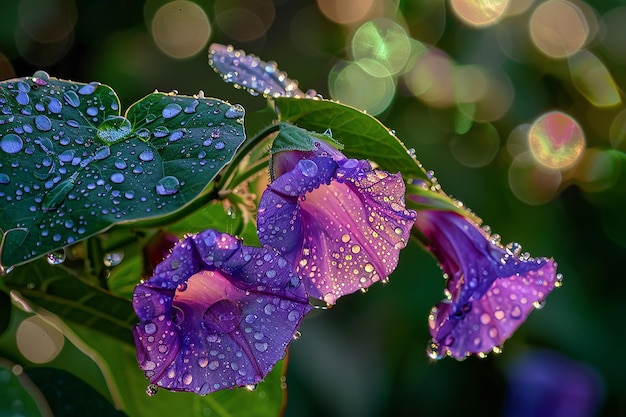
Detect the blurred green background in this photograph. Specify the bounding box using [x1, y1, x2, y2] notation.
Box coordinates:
[1, 0, 625, 416]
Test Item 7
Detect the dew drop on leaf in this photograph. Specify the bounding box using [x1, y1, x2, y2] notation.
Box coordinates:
[162, 103, 182, 119]
[97, 116, 132, 144]
[155, 176, 180, 196]
[0, 134, 23, 154]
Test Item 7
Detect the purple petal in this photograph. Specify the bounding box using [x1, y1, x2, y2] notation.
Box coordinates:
[208, 43, 304, 98]
[258, 156, 416, 304]
[132, 230, 311, 395]
[415, 210, 559, 359]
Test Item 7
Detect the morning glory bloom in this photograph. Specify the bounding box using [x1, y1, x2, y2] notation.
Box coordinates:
[132, 229, 311, 395]
[257, 126, 416, 305]
[413, 208, 560, 360]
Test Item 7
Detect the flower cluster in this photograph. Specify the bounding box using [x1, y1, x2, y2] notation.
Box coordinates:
[132, 120, 560, 395]
[132, 125, 416, 393]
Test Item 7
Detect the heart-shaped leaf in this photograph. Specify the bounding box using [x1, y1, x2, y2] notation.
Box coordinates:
[0, 72, 246, 270]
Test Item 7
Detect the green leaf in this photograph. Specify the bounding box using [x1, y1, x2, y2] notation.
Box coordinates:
[4, 258, 135, 344]
[274, 97, 429, 180]
[0, 72, 246, 270]
[65, 320, 287, 417]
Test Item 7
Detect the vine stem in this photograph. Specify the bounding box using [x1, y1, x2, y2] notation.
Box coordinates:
[217, 122, 281, 191]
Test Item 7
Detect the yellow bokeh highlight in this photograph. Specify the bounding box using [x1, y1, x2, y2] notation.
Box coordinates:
[317, 0, 374, 25]
[569, 50, 621, 108]
[16, 316, 64, 364]
[151, 1, 211, 59]
[449, 0, 509, 27]
[529, 0, 588, 58]
[528, 111, 585, 169]
[404, 48, 455, 108]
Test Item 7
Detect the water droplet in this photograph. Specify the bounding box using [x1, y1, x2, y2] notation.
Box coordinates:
[136, 128, 150, 139]
[225, 104, 244, 119]
[47, 97, 62, 114]
[58, 149, 75, 162]
[153, 126, 169, 138]
[46, 249, 66, 265]
[162, 103, 182, 119]
[86, 107, 98, 116]
[139, 149, 154, 162]
[155, 176, 180, 196]
[16, 91, 29, 105]
[63, 90, 81, 107]
[35, 115, 52, 131]
[32, 70, 50, 84]
[146, 384, 158, 397]
[104, 251, 124, 267]
[114, 158, 127, 169]
[124, 190, 135, 199]
[97, 116, 132, 144]
[298, 159, 318, 177]
[254, 342, 268, 352]
[0, 173, 9, 184]
[94, 146, 111, 160]
[169, 130, 183, 142]
[182, 372, 193, 385]
[214, 141, 225, 150]
[144, 322, 157, 335]
[184, 99, 199, 113]
[78, 82, 99, 95]
[0, 134, 23, 154]
[245, 384, 257, 392]
[110, 173, 125, 184]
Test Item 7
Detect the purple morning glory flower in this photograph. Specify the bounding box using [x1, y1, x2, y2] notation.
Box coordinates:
[257, 135, 416, 305]
[132, 229, 311, 395]
[413, 208, 560, 360]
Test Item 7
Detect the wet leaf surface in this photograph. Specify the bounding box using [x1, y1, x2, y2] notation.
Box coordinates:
[0, 73, 246, 270]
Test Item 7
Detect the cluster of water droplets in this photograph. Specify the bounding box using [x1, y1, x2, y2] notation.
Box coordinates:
[0, 72, 248, 267]
[209, 43, 311, 99]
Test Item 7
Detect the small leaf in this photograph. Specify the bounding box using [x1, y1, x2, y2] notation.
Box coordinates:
[0, 73, 246, 270]
[274, 97, 429, 180]
[209, 43, 305, 98]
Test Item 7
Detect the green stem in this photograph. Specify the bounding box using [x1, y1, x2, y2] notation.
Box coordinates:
[217, 123, 281, 190]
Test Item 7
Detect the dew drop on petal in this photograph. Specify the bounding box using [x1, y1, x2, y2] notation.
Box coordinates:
[298, 159, 318, 177]
[144, 322, 157, 335]
[182, 372, 193, 385]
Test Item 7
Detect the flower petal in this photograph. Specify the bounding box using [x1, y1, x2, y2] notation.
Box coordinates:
[258, 156, 416, 304]
[132, 230, 311, 395]
[415, 210, 559, 359]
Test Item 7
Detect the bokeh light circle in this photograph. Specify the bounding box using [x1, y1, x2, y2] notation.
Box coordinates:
[449, 0, 509, 27]
[509, 152, 562, 205]
[16, 316, 64, 364]
[329, 60, 395, 116]
[528, 111, 585, 169]
[151, 1, 211, 59]
[317, 0, 374, 25]
[450, 122, 500, 168]
[18, 0, 77, 43]
[529, 0, 588, 59]
[350, 18, 412, 76]
[404, 48, 455, 108]
[214, 0, 275, 42]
